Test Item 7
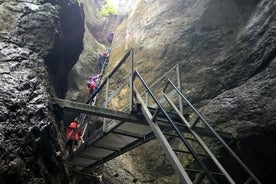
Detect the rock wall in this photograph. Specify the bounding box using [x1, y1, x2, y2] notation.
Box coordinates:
[65, 0, 132, 105]
[102, 0, 275, 183]
[1, 0, 274, 183]
[0, 0, 84, 183]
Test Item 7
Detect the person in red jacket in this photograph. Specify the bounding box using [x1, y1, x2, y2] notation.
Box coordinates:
[87, 73, 103, 98]
[65, 118, 85, 156]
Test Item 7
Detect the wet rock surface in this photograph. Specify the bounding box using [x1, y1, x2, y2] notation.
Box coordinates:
[0, 0, 275, 183]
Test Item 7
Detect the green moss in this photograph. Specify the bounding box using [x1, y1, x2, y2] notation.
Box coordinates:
[98, 0, 118, 17]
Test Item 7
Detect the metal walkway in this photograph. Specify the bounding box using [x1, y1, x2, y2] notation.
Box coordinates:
[52, 49, 262, 184]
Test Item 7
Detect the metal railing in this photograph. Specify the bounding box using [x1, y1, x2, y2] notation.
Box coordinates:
[92, 49, 134, 132]
[133, 70, 218, 184]
[140, 64, 183, 113]
[162, 79, 262, 184]
[86, 49, 133, 105]
[67, 48, 261, 184]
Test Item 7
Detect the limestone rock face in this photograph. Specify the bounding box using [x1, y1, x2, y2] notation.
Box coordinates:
[0, 0, 84, 183]
[1, 0, 275, 183]
[100, 0, 275, 183]
[65, 0, 132, 103]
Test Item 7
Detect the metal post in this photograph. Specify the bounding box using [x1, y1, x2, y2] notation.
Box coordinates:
[103, 77, 110, 132]
[176, 64, 183, 115]
[146, 91, 149, 106]
[134, 87, 193, 184]
[130, 49, 134, 112]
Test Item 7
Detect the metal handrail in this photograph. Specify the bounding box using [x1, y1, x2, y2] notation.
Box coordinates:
[140, 64, 182, 108]
[163, 79, 262, 184]
[140, 64, 179, 97]
[162, 92, 235, 184]
[133, 70, 218, 184]
[86, 49, 133, 104]
[95, 49, 134, 131]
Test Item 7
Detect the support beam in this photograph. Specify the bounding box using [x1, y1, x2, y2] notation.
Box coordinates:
[51, 98, 144, 123]
[134, 88, 193, 184]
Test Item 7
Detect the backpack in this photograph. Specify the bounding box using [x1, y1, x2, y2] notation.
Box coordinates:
[89, 82, 96, 90]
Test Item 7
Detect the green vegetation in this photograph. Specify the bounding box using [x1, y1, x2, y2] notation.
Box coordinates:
[98, 0, 118, 17]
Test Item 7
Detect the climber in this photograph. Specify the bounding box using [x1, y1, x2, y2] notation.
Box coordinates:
[65, 118, 85, 156]
[107, 32, 114, 44]
[87, 73, 103, 98]
[98, 51, 109, 73]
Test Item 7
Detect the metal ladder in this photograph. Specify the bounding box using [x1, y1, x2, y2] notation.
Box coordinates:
[61, 48, 261, 184]
[132, 70, 261, 184]
[161, 79, 262, 184]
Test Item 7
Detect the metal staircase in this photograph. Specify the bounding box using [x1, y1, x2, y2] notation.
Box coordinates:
[52, 49, 261, 184]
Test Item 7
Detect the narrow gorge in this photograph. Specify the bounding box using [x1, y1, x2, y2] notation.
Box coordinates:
[0, 0, 275, 184]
